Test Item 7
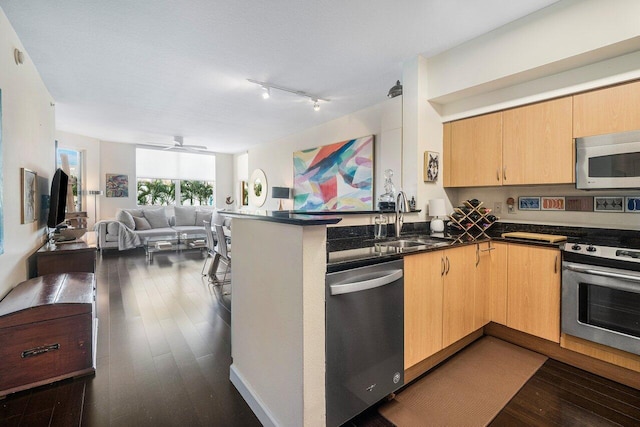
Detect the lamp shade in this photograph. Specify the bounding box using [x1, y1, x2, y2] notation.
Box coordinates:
[428, 198, 446, 217]
[272, 187, 292, 199]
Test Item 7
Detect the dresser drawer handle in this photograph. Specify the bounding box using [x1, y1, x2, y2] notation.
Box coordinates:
[21, 343, 60, 358]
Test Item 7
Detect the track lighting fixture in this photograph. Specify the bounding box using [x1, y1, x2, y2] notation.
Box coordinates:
[248, 79, 329, 111]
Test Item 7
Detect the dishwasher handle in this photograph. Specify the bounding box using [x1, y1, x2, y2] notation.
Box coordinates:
[330, 269, 403, 296]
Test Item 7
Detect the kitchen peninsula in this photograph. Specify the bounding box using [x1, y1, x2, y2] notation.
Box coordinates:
[223, 211, 340, 427]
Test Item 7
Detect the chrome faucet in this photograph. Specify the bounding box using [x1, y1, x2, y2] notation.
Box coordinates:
[395, 191, 409, 237]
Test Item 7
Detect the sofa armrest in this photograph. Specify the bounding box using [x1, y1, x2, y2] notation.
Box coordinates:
[97, 221, 120, 249]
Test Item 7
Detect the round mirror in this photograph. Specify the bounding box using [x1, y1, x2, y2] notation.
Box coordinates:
[254, 178, 262, 197]
[249, 169, 268, 207]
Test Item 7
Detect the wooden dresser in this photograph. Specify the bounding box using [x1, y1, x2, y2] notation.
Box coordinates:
[0, 273, 97, 397]
[36, 233, 97, 276]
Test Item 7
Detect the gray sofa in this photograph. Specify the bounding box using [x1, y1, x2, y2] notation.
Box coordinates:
[97, 206, 229, 251]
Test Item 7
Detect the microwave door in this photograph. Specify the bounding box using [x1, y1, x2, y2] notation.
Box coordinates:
[576, 140, 640, 189]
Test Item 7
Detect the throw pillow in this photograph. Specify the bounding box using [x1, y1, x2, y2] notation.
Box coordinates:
[125, 208, 145, 218]
[144, 208, 170, 228]
[174, 206, 197, 226]
[195, 210, 213, 227]
[106, 222, 119, 235]
[133, 216, 151, 230]
[116, 209, 135, 230]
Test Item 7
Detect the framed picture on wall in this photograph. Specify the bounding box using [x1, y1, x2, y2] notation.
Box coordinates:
[424, 151, 439, 182]
[21, 168, 37, 224]
[241, 181, 249, 206]
[106, 174, 128, 198]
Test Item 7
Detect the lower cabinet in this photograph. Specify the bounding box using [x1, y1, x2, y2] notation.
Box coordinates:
[404, 243, 491, 369]
[506, 244, 561, 343]
[404, 251, 443, 369]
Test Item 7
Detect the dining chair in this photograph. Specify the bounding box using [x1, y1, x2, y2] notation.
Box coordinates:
[201, 220, 218, 276]
[214, 223, 231, 285]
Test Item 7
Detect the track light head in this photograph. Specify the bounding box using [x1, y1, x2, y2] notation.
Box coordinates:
[262, 86, 270, 99]
[313, 99, 320, 111]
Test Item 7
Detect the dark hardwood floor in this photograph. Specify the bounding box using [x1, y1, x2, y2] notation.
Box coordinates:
[0, 249, 259, 427]
[2, 249, 639, 426]
[350, 357, 640, 427]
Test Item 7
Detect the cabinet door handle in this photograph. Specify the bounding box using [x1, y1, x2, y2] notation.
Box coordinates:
[496, 168, 500, 181]
[503, 166, 507, 181]
[476, 244, 480, 267]
[554, 255, 558, 274]
[445, 256, 450, 275]
[441, 256, 445, 276]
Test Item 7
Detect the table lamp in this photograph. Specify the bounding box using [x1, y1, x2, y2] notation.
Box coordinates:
[428, 198, 447, 233]
[272, 187, 292, 210]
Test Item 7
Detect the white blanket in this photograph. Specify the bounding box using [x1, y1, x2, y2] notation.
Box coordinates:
[94, 220, 141, 250]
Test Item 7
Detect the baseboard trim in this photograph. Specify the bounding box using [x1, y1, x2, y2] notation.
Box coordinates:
[230, 364, 279, 427]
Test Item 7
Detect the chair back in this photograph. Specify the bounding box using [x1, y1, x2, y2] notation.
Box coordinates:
[203, 220, 215, 252]
[215, 224, 229, 259]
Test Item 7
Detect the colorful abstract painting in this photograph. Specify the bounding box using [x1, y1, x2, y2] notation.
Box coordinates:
[106, 174, 129, 198]
[294, 135, 374, 211]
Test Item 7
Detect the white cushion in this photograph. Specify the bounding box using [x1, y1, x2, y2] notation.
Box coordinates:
[106, 222, 119, 235]
[144, 208, 169, 228]
[133, 216, 152, 230]
[195, 210, 213, 227]
[116, 210, 135, 229]
[174, 206, 196, 226]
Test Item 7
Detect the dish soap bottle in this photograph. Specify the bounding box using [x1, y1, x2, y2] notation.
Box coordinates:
[409, 196, 416, 211]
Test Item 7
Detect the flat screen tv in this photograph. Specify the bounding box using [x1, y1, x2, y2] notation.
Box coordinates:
[47, 168, 68, 228]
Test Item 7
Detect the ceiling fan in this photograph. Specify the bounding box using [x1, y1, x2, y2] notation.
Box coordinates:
[144, 136, 208, 152]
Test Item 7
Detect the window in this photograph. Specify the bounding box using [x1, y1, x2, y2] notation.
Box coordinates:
[56, 147, 83, 211]
[136, 148, 216, 206]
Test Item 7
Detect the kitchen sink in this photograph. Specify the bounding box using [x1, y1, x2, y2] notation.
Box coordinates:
[384, 239, 425, 248]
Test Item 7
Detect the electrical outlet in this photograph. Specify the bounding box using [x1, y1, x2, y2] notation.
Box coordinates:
[493, 202, 502, 215]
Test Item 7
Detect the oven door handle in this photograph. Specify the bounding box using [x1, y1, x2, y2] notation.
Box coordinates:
[565, 264, 640, 283]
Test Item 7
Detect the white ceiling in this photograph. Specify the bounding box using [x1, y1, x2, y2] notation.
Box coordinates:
[1, 0, 559, 153]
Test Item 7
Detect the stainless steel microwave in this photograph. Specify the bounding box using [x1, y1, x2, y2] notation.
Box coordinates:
[576, 130, 640, 189]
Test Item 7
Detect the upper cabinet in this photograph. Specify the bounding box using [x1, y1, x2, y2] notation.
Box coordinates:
[446, 112, 503, 187]
[574, 80, 640, 138]
[502, 97, 574, 185]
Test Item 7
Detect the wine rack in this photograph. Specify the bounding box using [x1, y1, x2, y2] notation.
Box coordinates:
[448, 199, 498, 240]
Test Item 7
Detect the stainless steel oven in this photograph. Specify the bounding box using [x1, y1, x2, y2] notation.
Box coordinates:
[562, 243, 640, 355]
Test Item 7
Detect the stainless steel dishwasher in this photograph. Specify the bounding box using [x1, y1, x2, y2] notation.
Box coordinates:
[325, 259, 404, 427]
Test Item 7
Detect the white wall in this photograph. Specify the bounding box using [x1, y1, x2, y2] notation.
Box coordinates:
[56, 131, 101, 226]
[99, 140, 137, 219]
[0, 9, 56, 297]
[215, 153, 234, 208]
[242, 98, 403, 213]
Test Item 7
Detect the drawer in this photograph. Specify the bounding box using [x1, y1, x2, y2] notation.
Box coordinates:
[0, 313, 93, 395]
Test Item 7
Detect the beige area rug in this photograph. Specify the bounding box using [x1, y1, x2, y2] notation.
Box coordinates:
[379, 336, 547, 426]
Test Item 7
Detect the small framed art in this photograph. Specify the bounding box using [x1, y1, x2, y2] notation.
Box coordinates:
[21, 168, 37, 224]
[518, 197, 540, 211]
[423, 151, 439, 182]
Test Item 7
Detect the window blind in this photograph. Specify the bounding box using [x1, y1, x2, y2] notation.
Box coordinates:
[136, 148, 215, 181]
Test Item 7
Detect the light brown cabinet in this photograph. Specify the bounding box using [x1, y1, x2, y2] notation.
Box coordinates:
[574, 80, 640, 138]
[502, 97, 574, 185]
[506, 244, 561, 343]
[444, 97, 574, 187]
[442, 244, 478, 347]
[404, 251, 443, 369]
[404, 243, 491, 369]
[446, 112, 503, 187]
[488, 242, 508, 325]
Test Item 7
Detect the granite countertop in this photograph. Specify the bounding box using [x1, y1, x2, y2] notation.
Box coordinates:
[220, 210, 342, 226]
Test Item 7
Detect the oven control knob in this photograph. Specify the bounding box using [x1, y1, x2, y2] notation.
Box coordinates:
[571, 244, 581, 251]
[586, 246, 596, 252]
